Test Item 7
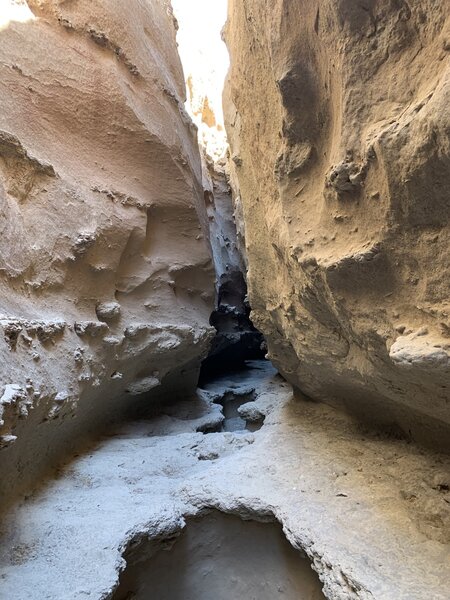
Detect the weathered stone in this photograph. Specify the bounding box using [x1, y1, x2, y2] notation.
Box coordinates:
[0, 0, 214, 502]
[224, 0, 450, 449]
[1, 362, 449, 600]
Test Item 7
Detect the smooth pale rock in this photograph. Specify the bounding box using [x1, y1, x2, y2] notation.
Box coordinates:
[0, 0, 215, 503]
[224, 0, 450, 449]
[389, 332, 450, 370]
[126, 376, 160, 396]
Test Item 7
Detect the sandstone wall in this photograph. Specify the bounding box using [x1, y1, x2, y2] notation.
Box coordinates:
[202, 157, 264, 372]
[0, 0, 214, 503]
[224, 0, 450, 448]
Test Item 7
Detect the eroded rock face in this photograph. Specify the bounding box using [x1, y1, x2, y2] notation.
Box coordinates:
[224, 0, 450, 448]
[0, 0, 214, 502]
[201, 158, 264, 373]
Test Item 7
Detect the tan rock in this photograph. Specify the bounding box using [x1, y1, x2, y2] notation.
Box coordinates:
[224, 0, 450, 448]
[0, 0, 214, 502]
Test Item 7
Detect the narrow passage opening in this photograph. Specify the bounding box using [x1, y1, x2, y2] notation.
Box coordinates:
[171, 0, 268, 382]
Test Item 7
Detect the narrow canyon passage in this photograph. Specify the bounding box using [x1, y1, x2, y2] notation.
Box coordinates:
[0, 1, 449, 599]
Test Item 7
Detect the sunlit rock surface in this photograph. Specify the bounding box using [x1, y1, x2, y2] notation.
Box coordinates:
[0, 0, 214, 503]
[224, 0, 450, 449]
[171, 0, 229, 160]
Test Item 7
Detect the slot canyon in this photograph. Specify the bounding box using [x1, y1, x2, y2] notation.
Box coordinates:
[0, 1, 449, 599]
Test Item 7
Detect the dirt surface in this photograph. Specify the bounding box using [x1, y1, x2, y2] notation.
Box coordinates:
[0, 361, 449, 600]
[113, 512, 325, 600]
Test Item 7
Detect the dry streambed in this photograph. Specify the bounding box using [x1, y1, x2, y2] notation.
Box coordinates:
[0, 361, 449, 599]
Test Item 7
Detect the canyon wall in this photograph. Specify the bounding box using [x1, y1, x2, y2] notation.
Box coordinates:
[201, 158, 264, 373]
[224, 0, 450, 448]
[0, 0, 214, 503]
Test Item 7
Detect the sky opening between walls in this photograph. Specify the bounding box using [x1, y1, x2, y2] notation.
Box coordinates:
[171, 0, 229, 160]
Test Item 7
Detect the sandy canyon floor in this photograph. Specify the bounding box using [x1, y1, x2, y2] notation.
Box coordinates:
[0, 361, 449, 600]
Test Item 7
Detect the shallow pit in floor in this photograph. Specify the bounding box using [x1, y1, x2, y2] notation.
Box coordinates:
[112, 511, 325, 600]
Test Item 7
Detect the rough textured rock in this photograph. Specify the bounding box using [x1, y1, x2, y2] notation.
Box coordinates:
[224, 0, 450, 449]
[201, 158, 264, 373]
[0, 0, 215, 503]
[1, 362, 449, 599]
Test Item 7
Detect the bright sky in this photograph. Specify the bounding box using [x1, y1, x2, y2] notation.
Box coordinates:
[0, 0, 35, 29]
[171, 0, 229, 159]
[0, 0, 229, 156]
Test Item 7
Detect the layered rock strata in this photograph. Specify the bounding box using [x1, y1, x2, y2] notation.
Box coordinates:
[0, 0, 214, 503]
[224, 0, 450, 448]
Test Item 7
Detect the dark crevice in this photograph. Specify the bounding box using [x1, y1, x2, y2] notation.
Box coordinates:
[216, 390, 258, 432]
[199, 269, 267, 383]
[200, 158, 267, 383]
